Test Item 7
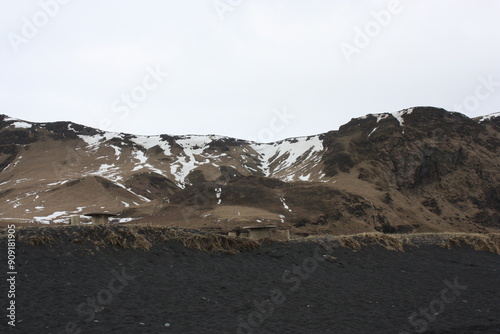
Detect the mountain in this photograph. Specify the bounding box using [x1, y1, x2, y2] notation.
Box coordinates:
[1, 107, 499, 236]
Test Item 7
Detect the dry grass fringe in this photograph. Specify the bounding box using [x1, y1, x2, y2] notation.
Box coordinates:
[162, 228, 259, 254]
[84, 225, 259, 253]
[302, 232, 405, 252]
[1, 225, 259, 254]
[439, 233, 500, 254]
[303, 232, 500, 254]
[2, 227, 499, 254]
[337, 233, 404, 251]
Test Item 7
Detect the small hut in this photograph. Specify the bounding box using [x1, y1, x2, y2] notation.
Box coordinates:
[241, 225, 277, 240]
[83, 212, 117, 225]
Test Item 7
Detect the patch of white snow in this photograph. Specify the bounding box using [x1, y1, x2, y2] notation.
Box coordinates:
[215, 187, 222, 205]
[280, 198, 292, 212]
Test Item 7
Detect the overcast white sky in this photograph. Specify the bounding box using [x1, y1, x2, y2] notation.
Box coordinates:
[1, 0, 499, 142]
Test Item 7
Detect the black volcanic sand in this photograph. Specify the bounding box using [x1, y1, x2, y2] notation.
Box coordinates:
[1, 231, 499, 334]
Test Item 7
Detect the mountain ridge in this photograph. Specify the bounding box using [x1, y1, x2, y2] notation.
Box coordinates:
[1, 107, 499, 237]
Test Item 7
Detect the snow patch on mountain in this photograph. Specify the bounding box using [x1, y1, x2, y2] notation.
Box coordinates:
[96, 164, 121, 178]
[376, 114, 390, 123]
[110, 145, 121, 159]
[251, 142, 279, 176]
[10, 121, 32, 129]
[251, 135, 323, 177]
[114, 182, 151, 203]
[132, 135, 172, 155]
[362, 108, 414, 127]
[79, 134, 100, 146]
[11, 155, 23, 169]
[215, 187, 222, 205]
[298, 173, 311, 181]
[368, 127, 378, 137]
[131, 148, 167, 176]
[280, 197, 292, 212]
[477, 112, 500, 123]
[47, 180, 69, 186]
[169, 135, 216, 186]
[34, 211, 68, 223]
[275, 136, 323, 174]
[392, 108, 414, 126]
[78, 132, 119, 151]
[133, 150, 148, 165]
[176, 135, 215, 153]
[79, 133, 104, 150]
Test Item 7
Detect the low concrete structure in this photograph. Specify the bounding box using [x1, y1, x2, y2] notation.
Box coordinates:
[83, 212, 117, 225]
[242, 225, 277, 241]
[70, 215, 81, 225]
[273, 229, 291, 241]
[239, 231, 250, 238]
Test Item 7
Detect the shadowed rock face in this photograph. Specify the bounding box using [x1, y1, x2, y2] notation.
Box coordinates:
[321, 108, 499, 221]
[0, 108, 498, 235]
[125, 172, 180, 200]
[322, 107, 496, 187]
